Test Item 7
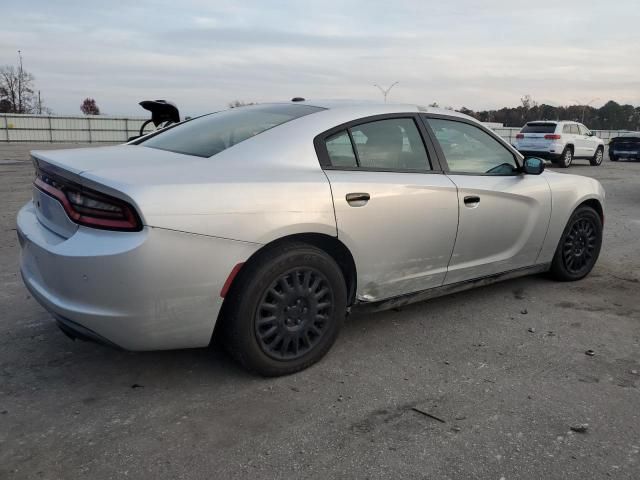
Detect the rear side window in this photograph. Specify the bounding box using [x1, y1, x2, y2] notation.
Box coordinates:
[349, 118, 430, 170]
[321, 117, 431, 171]
[140, 104, 323, 157]
[563, 125, 571, 134]
[521, 123, 556, 134]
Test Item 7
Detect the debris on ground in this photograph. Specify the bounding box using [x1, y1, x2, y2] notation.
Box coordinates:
[411, 406, 446, 423]
[521, 309, 528, 315]
[585, 349, 596, 357]
[131, 384, 144, 389]
[528, 327, 536, 333]
[570, 423, 589, 433]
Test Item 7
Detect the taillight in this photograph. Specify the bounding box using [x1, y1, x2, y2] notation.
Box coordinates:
[516, 133, 524, 139]
[544, 134, 562, 140]
[34, 169, 142, 231]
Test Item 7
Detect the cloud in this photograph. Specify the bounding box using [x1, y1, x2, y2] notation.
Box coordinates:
[1, 0, 638, 115]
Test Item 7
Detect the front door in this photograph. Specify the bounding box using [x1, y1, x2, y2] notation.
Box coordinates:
[577, 124, 597, 157]
[316, 115, 459, 301]
[423, 115, 552, 284]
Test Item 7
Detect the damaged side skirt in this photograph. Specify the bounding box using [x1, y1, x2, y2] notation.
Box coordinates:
[354, 263, 551, 313]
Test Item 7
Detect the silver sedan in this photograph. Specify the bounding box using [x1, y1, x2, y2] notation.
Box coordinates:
[17, 100, 605, 375]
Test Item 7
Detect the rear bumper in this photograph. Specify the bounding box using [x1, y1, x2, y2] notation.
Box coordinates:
[610, 150, 640, 159]
[516, 150, 562, 161]
[54, 314, 123, 349]
[17, 201, 260, 351]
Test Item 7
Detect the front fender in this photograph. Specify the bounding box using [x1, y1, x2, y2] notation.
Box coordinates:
[536, 171, 605, 264]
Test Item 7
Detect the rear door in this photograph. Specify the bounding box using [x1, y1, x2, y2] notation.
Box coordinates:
[422, 115, 552, 284]
[568, 124, 584, 156]
[316, 114, 459, 301]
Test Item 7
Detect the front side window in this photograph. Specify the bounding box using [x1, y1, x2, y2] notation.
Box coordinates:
[578, 125, 591, 136]
[140, 104, 323, 157]
[426, 118, 518, 175]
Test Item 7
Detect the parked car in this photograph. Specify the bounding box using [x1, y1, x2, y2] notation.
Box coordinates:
[609, 131, 640, 161]
[17, 101, 605, 376]
[513, 121, 605, 168]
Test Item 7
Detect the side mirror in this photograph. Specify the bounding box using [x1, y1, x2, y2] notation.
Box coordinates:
[523, 157, 545, 175]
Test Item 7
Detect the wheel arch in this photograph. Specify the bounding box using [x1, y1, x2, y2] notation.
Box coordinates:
[577, 198, 604, 224]
[221, 232, 358, 308]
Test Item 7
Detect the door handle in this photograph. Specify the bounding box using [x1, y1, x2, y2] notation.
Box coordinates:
[464, 195, 480, 207]
[346, 192, 370, 207]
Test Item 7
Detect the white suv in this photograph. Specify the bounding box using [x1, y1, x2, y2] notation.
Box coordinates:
[513, 121, 605, 168]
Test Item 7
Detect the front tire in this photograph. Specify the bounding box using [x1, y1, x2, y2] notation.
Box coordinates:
[550, 206, 602, 281]
[222, 242, 347, 376]
[590, 147, 604, 166]
[558, 146, 573, 168]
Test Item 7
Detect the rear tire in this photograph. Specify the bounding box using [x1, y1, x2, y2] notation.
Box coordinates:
[550, 206, 602, 281]
[590, 147, 604, 166]
[558, 146, 573, 168]
[221, 241, 347, 376]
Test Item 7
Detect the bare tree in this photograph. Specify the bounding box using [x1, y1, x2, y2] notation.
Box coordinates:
[520, 94, 538, 110]
[80, 98, 101, 115]
[0, 53, 42, 114]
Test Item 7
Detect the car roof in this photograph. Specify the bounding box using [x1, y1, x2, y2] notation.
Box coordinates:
[277, 99, 476, 122]
[526, 120, 589, 126]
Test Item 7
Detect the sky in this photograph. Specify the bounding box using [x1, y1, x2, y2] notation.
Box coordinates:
[1, 0, 639, 116]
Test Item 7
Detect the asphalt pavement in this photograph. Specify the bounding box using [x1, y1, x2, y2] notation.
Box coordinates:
[1, 143, 639, 479]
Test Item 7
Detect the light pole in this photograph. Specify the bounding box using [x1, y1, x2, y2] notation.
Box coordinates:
[572, 97, 600, 124]
[17, 50, 23, 113]
[373, 82, 399, 103]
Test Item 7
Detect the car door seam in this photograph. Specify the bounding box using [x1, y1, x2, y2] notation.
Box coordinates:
[320, 168, 340, 238]
[442, 175, 461, 283]
[534, 174, 554, 264]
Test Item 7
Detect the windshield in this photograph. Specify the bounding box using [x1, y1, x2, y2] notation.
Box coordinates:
[140, 104, 324, 157]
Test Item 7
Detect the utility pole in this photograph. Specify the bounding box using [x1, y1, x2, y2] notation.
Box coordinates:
[17, 50, 23, 114]
[38, 90, 42, 114]
[373, 82, 399, 103]
[572, 97, 600, 124]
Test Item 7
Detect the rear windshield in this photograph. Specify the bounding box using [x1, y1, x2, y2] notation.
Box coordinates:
[521, 123, 557, 134]
[140, 104, 324, 157]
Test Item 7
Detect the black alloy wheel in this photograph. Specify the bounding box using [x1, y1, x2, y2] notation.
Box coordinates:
[562, 217, 598, 275]
[221, 241, 347, 376]
[255, 267, 334, 361]
[550, 206, 602, 281]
